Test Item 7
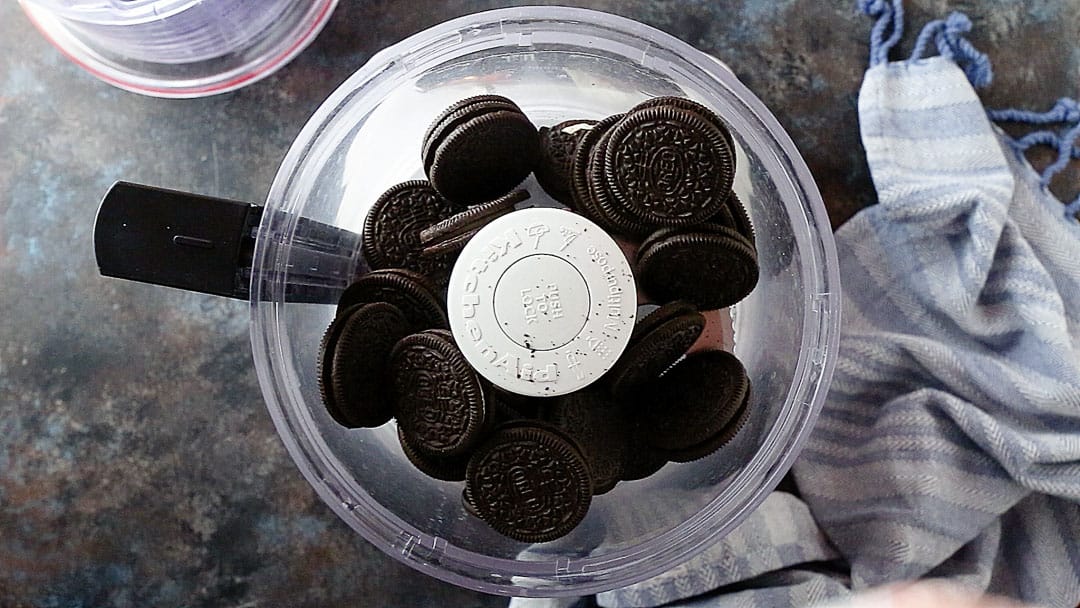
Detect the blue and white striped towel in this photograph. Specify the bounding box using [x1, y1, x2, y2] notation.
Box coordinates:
[512, 3, 1080, 607]
[794, 54, 1080, 606]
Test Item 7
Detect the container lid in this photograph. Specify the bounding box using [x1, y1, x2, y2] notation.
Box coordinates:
[446, 208, 636, 397]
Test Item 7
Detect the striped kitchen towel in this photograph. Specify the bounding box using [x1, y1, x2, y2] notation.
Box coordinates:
[793, 3, 1080, 604]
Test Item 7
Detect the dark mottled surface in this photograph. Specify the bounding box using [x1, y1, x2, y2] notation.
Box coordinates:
[1, 1, 1077, 606]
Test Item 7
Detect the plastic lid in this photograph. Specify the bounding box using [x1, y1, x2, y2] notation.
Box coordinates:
[447, 208, 636, 397]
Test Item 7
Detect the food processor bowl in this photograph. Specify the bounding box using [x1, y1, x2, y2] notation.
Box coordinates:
[246, 6, 841, 597]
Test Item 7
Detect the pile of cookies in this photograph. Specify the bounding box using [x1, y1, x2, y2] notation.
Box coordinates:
[319, 95, 758, 542]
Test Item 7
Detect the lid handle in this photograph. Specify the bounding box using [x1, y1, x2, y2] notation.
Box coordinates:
[94, 181, 264, 299]
[95, 181, 366, 303]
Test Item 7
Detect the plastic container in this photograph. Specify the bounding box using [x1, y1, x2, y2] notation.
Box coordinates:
[245, 6, 841, 597]
[17, 0, 338, 98]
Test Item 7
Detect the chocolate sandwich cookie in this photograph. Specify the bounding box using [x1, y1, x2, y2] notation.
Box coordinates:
[487, 385, 545, 421]
[620, 426, 669, 482]
[662, 382, 751, 463]
[419, 189, 529, 258]
[620, 412, 670, 481]
[723, 192, 755, 244]
[628, 96, 737, 166]
[706, 192, 755, 245]
[318, 303, 362, 427]
[466, 422, 593, 542]
[422, 95, 522, 173]
[318, 302, 412, 428]
[426, 97, 540, 205]
[397, 425, 470, 482]
[606, 303, 705, 399]
[362, 180, 459, 284]
[337, 268, 448, 330]
[709, 203, 738, 232]
[542, 390, 629, 495]
[637, 224, 758, 310]
[461, 484, 481, 519]
[391, 330, 488, 457]
[601, 106, 735, 227]
[536, 119, 598, 206]
[636, 222, 738, 256]
[630, 300, 699, 342]
[587, 124, 657, 236]
[634, 350, 749, 451]
[570, 114, 649, 235]
[567, 114, 613, 223]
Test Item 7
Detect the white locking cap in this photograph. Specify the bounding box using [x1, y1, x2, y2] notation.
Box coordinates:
[446, 208, 636, 397]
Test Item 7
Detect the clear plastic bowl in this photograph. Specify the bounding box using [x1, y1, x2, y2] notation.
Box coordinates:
[251, 6, 840, 597]
[18, 0, 337, 98]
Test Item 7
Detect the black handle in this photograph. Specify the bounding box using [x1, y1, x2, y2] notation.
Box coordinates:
[94, 182, 361, 303]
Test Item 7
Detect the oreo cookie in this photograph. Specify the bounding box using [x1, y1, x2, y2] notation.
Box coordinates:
[362, 180, 459, 284]
[620, 428, 669, 481]
[536, 119, 598, 205]
[487, 385, 545, 420]
[607, 302, 705, 399]
[337, 268, 448, 330]
[628, 96, 737, 167]
[724, 192, 755, 244]
[662, 382, 751, 463]
[542, 390, 629, 495]
[569, 114, 651, 235]
[391, 330, 488, 457]
[420, 189, 529, 258]
[465, 422, 592, 542]
[423, 95, 522, 173]
[461, 484, 481, 519]
[398, 424, 470, 482]
[630, 300, 698, 341]
[637, 224, 758, 310]
[318, 302, 412, 428]
[426, 97, 540, 205]
[601, 106, 734, 227]
[706, 192, 755, 244]
[634, 350, 749, 451]
[587, 124, 656, 236]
